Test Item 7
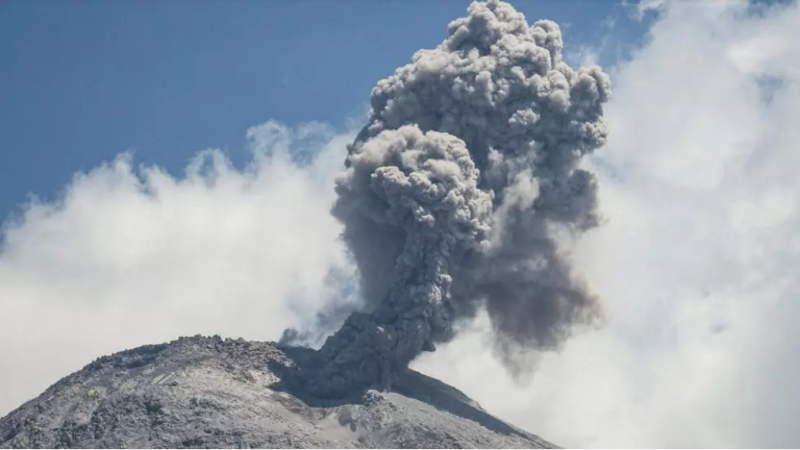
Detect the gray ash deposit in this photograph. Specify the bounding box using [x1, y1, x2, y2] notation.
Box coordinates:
[0, 336, 555, 449]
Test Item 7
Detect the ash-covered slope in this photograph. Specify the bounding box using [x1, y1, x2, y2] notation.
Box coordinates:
[0, 336, 554, 449]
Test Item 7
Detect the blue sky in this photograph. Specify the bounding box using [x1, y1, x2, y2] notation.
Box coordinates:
[0, 0, 652, 224]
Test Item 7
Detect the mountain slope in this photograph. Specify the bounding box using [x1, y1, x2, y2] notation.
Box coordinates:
[0, 336, 554, 449]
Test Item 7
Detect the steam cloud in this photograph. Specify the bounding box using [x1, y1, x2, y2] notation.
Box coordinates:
[302, 0, 611, 397]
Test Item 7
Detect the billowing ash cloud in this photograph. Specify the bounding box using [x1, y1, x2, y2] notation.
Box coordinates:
[307, 0, 611, 397]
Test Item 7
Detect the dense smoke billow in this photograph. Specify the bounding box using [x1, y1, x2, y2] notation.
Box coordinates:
[293, 0, 611, 397]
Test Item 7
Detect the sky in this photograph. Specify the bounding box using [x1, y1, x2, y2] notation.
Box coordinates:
[0, 0, 649, 224]
[2, 0, 800, 448]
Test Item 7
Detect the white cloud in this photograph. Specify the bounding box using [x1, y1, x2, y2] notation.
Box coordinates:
[0, 121, 355, 416]
[414, 0, 800, 447]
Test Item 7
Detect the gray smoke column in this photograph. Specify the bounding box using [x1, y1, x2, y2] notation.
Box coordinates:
[309, 0, 611, 397]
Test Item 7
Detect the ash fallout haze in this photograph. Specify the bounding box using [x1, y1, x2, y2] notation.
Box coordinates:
[2, 0, 800, 448]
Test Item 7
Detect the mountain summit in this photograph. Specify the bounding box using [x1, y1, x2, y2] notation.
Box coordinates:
[0, 336, 554, 448]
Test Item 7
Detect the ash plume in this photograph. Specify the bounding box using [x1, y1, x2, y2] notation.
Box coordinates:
[306, 0, 611, 397]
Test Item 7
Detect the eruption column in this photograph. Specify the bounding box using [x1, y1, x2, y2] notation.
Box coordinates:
[309, 0, 611, 397]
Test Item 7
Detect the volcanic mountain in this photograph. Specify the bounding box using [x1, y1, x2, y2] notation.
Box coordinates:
[0, 336, 555, 449]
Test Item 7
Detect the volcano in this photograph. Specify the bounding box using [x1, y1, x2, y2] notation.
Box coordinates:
[0, 336, 555, 449]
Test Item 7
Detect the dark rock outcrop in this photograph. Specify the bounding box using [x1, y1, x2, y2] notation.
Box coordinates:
[0, 336, 554, 449]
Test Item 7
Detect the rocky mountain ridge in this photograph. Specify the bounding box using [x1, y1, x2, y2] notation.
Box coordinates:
[0, 335, 555, 449]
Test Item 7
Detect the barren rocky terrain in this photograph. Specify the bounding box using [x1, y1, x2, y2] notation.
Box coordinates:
[0, 335, 554, 448]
